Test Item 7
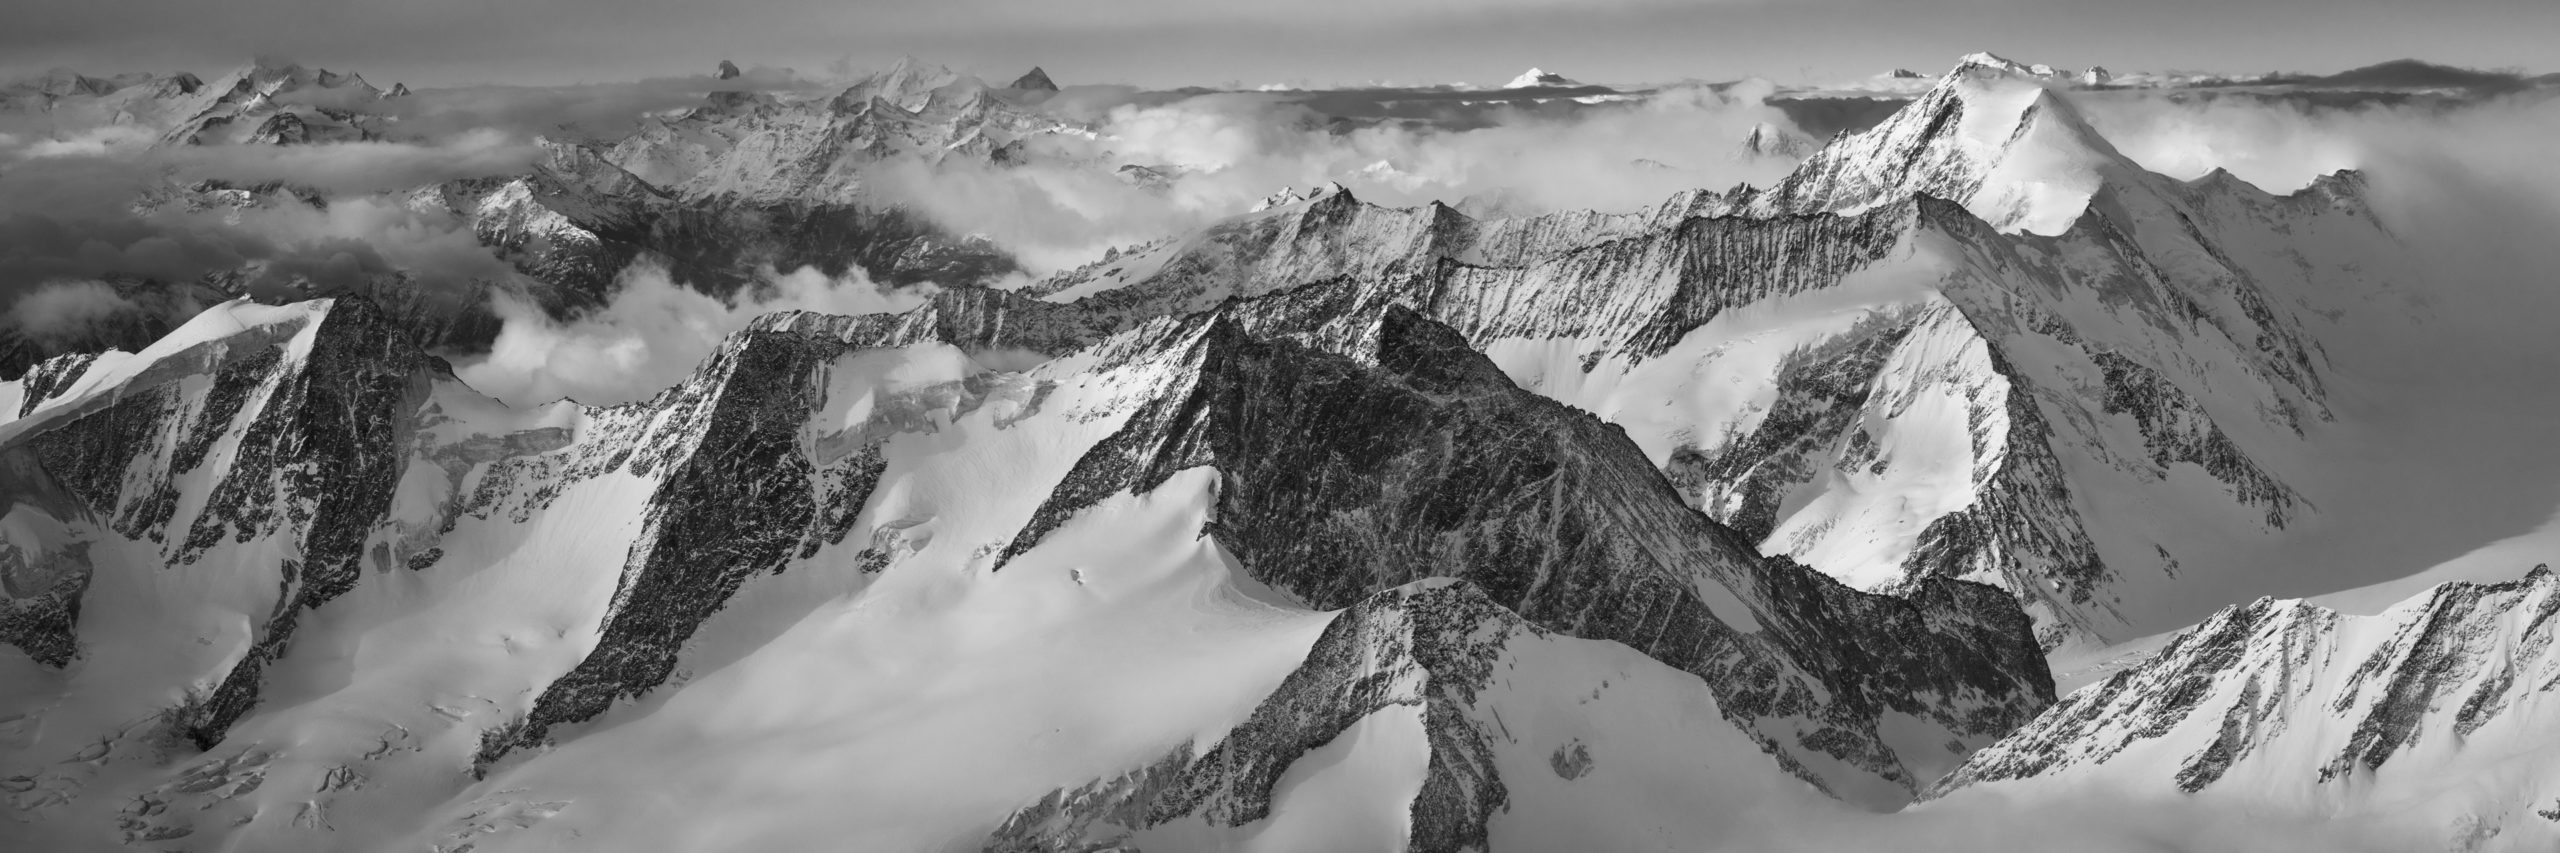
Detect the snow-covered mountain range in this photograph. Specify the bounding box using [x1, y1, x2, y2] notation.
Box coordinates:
[2, 51, 2557, 851]
[1018, 53, 2400, 652]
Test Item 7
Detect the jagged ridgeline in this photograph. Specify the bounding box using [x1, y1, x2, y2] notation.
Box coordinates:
[1932, 568, 2560, 833]
[0, 283, 2044, 830]
[0, 53, 2455, 851]
[1018, 54, 2390, 652]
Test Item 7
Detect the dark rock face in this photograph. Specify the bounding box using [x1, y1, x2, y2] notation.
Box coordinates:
[1009, 67, 1058, 92]
[1936, 567, 2560, 797]
[1001, 307, 2052, 796]
[0, 449, 92, 667]
[166, 304, 436, 749]
[1015, 192, 2127, 646]
[14, 353, 99, 415]
[1896, 341, 2112, 642]
[248, 111, 307, 145]
[2093, 351, 2300, 526]
[470, 323, 898, 767]
[752, 286, 1117, 355]
[1673, 311, 1917, 542]
[3, 292, 1074, 765]
[9, 300, 438, 747]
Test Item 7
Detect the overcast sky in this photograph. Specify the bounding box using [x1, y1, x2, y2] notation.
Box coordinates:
[3, 0, 2555, 89]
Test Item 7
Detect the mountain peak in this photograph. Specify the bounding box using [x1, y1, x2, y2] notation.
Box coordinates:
[1739, 120, 1815, 159]
[1503, 67, 1577, 88]
[2309, 58, 2526, 90]
[844, 55, 966, 109]
[248, 54, 305, 74]
[1247, 181, 1352, 212]
[1953, 51, 2027, 73]
[1951, 52, 2085, 84]
[1748, 53, 2138, 234]
[1008, 66, 1058, 92]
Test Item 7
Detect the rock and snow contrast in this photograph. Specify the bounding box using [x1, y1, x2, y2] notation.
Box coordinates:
[1933, 568, 2560, 849]
[1502, 68, 1578, 89]
[1018, 54, 2401, 652]
[2, 49, 2558, 852]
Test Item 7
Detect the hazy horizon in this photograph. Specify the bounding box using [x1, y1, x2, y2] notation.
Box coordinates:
[2, 0, 2554, 89]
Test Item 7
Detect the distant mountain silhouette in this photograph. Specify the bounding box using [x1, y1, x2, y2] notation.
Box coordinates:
[2295, 59, 2527, 91]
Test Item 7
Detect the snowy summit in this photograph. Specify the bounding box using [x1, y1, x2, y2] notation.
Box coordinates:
[1502, 66, 1578, 88]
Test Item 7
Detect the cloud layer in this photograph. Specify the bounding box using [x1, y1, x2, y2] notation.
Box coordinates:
[454, 261, 938, 407]
[873, 80, 1800, 274]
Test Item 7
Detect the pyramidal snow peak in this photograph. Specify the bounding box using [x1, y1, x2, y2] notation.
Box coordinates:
[1747, 52, 2146, 235]
[1503, 67, 1579, 88]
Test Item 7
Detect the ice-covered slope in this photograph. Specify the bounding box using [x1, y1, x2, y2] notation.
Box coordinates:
[1932, 568, 2560, 849]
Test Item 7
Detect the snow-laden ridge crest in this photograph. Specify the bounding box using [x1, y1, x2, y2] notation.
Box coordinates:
[1935, 568, 2560, 843]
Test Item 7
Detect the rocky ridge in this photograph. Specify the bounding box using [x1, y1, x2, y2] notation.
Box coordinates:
[1933, 569, 2560, 845]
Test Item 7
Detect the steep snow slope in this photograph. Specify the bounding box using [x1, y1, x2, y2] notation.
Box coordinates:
[1932, 569, 2560, 850]
[1744, 52, 2135, 235]
[987, 578, 1846, 853]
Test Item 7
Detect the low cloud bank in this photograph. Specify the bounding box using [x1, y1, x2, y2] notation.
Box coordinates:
[0, 120, 546, 368]
[875, 80, 1803, 274]
[453, 260, 938, 407]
